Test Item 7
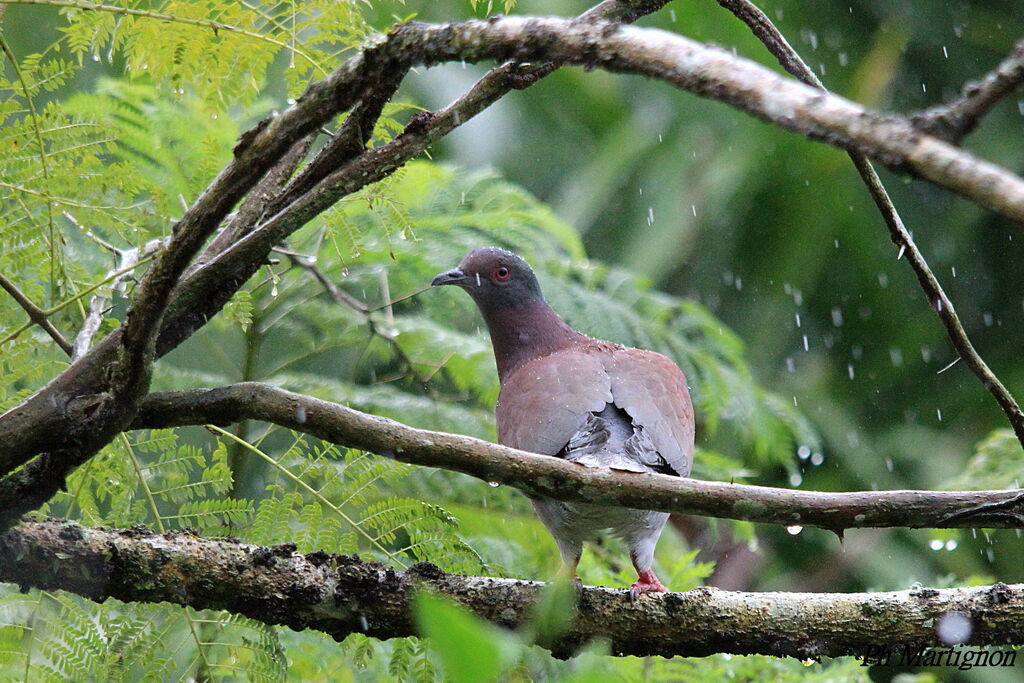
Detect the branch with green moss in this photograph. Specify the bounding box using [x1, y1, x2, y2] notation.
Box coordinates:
[3, 518, 1022, 659]
[128, 382, 1024, 533]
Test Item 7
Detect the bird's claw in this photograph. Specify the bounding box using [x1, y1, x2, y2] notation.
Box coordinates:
[629, 571, 667, 600]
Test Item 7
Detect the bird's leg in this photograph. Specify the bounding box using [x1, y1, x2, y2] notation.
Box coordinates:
[555, 540, 583, 587]
[629, 542, 667, 599]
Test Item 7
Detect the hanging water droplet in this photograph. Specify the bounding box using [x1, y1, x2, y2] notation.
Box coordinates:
[936, 612, 972, 646]
[270, 284, 278, 297]
[897, 244, 906, 260]
[786, 525, 803, 535]
[929, 539, 944, 551]
[487, 481, 500, 488]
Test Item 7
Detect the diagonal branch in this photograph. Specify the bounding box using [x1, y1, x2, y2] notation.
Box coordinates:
[3, 518, 1023, 659]
[913, 37, 1024, 143]
[0, 273, 72, 355]
[0, 1, 673, 534]
[716, 0, 1024, 447]
[129, 383, 1024, 532]
[8, 7, 1024, 528]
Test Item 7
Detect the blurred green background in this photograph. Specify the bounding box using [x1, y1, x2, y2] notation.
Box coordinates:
[4, 0, 1024, 680]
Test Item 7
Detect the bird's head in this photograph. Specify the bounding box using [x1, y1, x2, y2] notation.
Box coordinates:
[430, 247, 545, 310]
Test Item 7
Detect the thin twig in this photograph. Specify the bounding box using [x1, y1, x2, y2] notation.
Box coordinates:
[716, 0, 1024, 448]
[0, 273, 72, 355]
[913, 37, 1024, 143]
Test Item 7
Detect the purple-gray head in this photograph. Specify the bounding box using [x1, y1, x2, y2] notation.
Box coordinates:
[430, 247, 545, 310]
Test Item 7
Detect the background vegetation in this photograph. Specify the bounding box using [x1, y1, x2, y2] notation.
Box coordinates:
[2, 0, 1023, 680]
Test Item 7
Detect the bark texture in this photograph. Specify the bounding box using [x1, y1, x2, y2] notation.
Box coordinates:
[2, 519, 1022, 659]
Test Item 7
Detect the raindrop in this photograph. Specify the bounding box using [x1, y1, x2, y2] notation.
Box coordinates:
[270, 284, 278, 297]
[942, 45, 949, 59]
[936, 408, 942, 422]
[789, 472, 802, 486]
[294, 405, 307, 424]
[669, 8, 677, 21]
[795, 313, 802, 328]
[786, 525, 803, 535]
[921, 347, 932, 363]
[983, 312, 994, 327]
[847, 364, 855, 380]
[951, 266, 957, 277]
[488, 481, 500, 488]
[834, 239, 840, 248]
[936, 612, 972, 646]
[878, 272, 889, 288]
[287, 98, 296, 105]
[929, 539, 944, 551]
[785, 357, 795, 373]
[897, 244, 906, 260]
[909, 581, 923, 590]
[831, 307, 843, 327]
[885, 457, 894, 472]
[889, 348, 903, 366]
[810, 452, 824, 466]
[838, 52, 848, 67]
[921, 82, 927, 93]
[647, 207, 654, 225]
[792, 395, 798, 407]
[92, 53, 101, 62]
[358, 615, 369, 631]
[945, 539, 958, 551]
[797, 445, 811, 460]
[691, 204, 697, 217]
[801, 335, 808, 352]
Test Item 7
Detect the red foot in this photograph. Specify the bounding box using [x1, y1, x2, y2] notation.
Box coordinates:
[629, 570, 667, 599]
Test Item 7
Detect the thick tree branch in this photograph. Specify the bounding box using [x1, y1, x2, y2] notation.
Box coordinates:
[913, 37, 1024, 143]
[2, 519, 1023, 659]
[132, 383, 1024, 532]
[0, 2, 667, 520]
[7, 7, 1024, 531]
[715, 1, 1024, 447]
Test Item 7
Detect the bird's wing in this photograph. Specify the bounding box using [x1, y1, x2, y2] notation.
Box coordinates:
[496, 348, 612, 455]
[603, 347, 695, 477]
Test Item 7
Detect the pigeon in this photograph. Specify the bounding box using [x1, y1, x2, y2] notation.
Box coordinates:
[432, 247, 695, 596]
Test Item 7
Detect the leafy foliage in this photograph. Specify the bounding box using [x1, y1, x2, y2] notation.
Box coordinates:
[1, 0, 986, 679]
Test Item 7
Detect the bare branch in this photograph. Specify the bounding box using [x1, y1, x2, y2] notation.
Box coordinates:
[716, 0, 1024, 447]
[913, 37, 1024, 143]
[131, 383, 1024, 532]
[2, 519, 1023, 659]
[71, 236, 168, 360]
[0, 273, 72, 355]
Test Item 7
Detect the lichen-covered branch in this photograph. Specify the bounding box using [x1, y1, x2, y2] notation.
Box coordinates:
[913, 37, 1024, 143]
[133, 383, 1024, 532]
[1, 519, 1022, 659]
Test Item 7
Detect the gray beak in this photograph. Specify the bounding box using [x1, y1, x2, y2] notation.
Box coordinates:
[431, 268, 468, 287]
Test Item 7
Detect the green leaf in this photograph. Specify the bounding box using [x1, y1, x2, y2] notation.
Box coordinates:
[413, 592, 514, 683]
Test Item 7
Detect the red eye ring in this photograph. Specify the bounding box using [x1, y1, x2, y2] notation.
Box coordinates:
[494, 266, 510, 281]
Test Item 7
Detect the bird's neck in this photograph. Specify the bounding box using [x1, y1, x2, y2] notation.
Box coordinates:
[481, 300, 584, 381]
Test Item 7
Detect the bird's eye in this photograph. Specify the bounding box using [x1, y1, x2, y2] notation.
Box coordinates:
[494, 267, 510, 281]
